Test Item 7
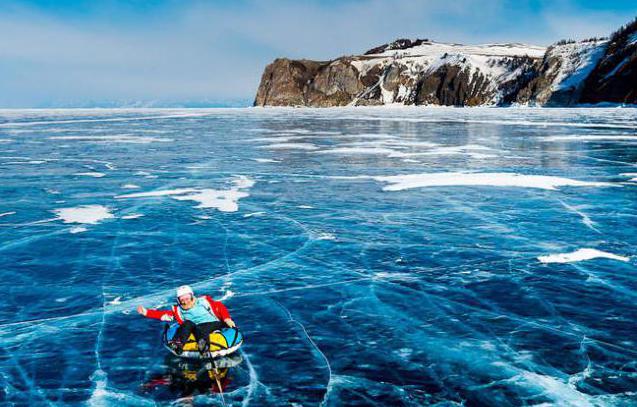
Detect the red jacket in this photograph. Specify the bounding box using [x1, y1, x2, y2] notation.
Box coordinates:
[144, 295, 231, 325]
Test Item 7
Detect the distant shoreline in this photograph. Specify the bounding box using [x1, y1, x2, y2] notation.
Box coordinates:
[1, 103, 636, 111]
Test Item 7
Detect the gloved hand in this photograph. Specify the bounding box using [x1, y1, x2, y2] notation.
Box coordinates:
[137, 305, 147, 316]
[224, 318, 236, 328]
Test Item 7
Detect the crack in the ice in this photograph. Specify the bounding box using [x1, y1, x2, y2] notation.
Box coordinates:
[276, 301, 333, 406]
[556, 198, 601, 233]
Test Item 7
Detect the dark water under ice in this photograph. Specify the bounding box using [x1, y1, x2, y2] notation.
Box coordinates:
[0, 107, 636, 406]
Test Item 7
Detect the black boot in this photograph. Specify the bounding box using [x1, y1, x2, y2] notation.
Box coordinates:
[169, 341, 184, 355]
[197, 338, 210, 356]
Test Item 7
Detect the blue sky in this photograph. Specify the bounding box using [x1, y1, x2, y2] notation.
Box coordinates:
[0, 0, 635, 107]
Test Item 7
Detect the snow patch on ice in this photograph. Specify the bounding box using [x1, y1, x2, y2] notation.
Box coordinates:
[121, 214, 143, 220]
[391, 144, 496, 159]
[372, 172, 615, 191]
[543, 135, 637, 142]
[314, 232, 336, 241]
[538, 248, 629, 264]
[75, 172, 106, 178]
[53, 205, 114, 224]
[243, 211, 266, 218]
[233, 175, 255, 189]
[49, 134, 173, 144]
[217, 290, 234, 302]
[4, 160, 46, 164]
[116, 176, 254, 212]
[620, 173, 637, 182]
[260, 142, 319, 150]
[319, 147, 398, 155]
[173, 189, 249, 211]
[514, 370, 596, 407]
[107, 297, 122, 305]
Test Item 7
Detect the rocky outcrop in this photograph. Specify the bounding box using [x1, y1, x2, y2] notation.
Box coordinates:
[580, 19, 637, 105]
[254, 18, 637, 107]
[254, 42, 545, 107]
[254, 59, 325, 106]
[515, 39, 608, 106]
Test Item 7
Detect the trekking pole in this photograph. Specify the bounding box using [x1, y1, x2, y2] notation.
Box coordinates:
[211, 357, 227, 407]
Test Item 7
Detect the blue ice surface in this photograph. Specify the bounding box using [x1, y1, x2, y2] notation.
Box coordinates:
[0, 106, 636, 406]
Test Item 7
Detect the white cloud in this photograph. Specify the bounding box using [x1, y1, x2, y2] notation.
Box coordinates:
[0, 0, 634, 107]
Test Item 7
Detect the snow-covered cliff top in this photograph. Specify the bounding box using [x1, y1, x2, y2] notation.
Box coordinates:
[364, 41, 546, 59]
[351, 41, 546, 87]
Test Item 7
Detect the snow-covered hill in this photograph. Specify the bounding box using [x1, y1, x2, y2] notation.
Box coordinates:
[350, 41, 545, 106]
[254, 40, 544, 107]
[254, 18, 637, 107]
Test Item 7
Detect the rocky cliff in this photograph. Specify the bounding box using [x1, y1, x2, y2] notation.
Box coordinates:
[254, 41, 545, 107]
[580, 19, 637, 105]
[515, 39, 608, 106]
[254, 18, 637, 107]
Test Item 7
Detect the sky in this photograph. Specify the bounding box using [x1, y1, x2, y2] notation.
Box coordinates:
[0, 0, 635, 107]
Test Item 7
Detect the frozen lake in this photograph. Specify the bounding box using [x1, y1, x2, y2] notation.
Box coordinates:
[0, 107, 636, 406]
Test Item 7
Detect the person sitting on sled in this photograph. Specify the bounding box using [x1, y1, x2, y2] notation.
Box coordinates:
[137, 285, 236, 355]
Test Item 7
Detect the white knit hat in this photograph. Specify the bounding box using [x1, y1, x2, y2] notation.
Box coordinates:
[176, 285, 194, 298]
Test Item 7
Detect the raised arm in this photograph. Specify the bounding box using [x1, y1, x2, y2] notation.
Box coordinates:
[204, 296, 235, 327]
[137, 305, 175, 322]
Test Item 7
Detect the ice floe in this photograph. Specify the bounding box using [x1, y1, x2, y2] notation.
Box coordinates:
[53, 205, 114, 224]
[371, 172, 616, 191]
[537, 248, 630, 264]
